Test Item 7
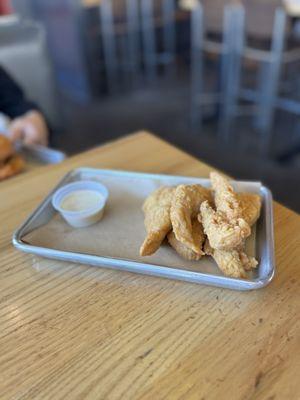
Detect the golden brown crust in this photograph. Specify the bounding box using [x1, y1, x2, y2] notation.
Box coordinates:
[204, 241, 245, 278]
[237, 192, 262, 227]
[0, 154, 25, 181]
[170, 184, 212, 254]
[239, 252, 258, 271]
[204, 240, 257, 279]
[0, 134, 14, 163]
[140, 186, 175, 256]
[210, 171, 241, 220]
[167, 219, 205, 260]
[200, 200, 251, 251]
[140, 174, 261, 280]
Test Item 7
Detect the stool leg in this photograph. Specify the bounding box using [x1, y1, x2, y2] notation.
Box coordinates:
[99, 0, 118, 94]
[162, 0, 176, 76]
[219, 5, 245, 142]
[126, 0, 140, 87]
[141, 0, 157, 83]
[256, 8, 286, 154]
[190, 1, 204, 132]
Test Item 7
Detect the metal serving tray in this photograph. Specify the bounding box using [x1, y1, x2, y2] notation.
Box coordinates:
[13, 168, 275, 290]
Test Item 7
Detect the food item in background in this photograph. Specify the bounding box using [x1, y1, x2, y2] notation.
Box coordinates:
[170, 184, 211, 254]
[237, 192, 262, 227]
[0, 134, 14, 161]
[0, 154, 25, 181]
[200, 200, 250, 251]
[0, 134, 25, 181]
[140, 171, 261, 280]
[140, 186, 175, 256]
[167, 219, 205, 261]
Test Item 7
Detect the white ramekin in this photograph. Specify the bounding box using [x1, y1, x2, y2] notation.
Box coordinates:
[52, 180, 109, 228]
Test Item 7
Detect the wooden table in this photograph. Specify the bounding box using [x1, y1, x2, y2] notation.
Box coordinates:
[1, 132, 300, 400]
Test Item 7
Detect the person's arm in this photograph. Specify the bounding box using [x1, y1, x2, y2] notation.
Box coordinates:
[0, 66, 49, 145]
[0, 65, 37, 118]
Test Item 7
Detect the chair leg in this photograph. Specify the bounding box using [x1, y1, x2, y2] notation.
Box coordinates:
[99, 0, 118, 94]
[190, 1, 204, 132]
[126, 0, 140, 87]
[141, 0, 157, 83]
[255, 8, 286, 154]
[162, 0, 176, 76]
[219, 4, 245, 142]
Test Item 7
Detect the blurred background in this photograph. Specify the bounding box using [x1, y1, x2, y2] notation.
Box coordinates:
[1, 0, 300, 211]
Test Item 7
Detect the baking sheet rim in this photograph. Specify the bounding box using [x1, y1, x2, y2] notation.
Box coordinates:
[12, 167, 275, 291]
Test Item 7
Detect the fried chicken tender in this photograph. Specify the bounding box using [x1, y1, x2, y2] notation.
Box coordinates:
[200, 173, 253, 251]
[210, 171, 242, 220]
[139, 175, 262, 281]
[200, 200, 251, 250]
[237, 192, 261, 227]
[0, 134, 14, 162]
[0, 154, 25, 181]
[140, 186, 175, 256]
[204, 240, 257, 279]
[170, 184, 212, 254]
[167, 219, 205, 261]
[239, 252, 258, 271]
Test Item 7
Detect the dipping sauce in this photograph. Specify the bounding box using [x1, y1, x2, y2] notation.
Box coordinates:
[60, 190, 103, 212]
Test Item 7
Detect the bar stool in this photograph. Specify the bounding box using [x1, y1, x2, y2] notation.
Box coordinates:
[190, 1, 300, 155]
[190, 1, 245, 138]
[140, 0, 176, 83]
[99, 0, 177, 93]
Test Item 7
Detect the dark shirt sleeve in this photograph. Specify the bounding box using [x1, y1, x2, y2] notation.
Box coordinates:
[0, 65, 39, 119]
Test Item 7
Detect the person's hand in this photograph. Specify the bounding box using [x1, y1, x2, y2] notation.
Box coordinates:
[8, 110, 49, 146]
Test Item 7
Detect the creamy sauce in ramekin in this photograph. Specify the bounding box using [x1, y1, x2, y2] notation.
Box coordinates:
[60, 190, 103, 212]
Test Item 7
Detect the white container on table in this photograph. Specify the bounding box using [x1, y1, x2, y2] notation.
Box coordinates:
[52, 180, 109, 228]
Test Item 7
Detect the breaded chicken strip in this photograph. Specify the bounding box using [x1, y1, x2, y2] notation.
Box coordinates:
[202, 172, 252, 251]
[200, 200, 251, 251]
[167, 219, 205, 261]
[204, 240, 257, 279]
[210, 171, 242, 220]
[237, 192, 261, 227]
[140, 186, 175, 256]
[211, 172, 261, 227]
[170, 184, 212, 254]
[239, 252, 258, 271]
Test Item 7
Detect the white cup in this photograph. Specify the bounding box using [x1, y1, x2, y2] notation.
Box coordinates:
[52, 180, 109, 228]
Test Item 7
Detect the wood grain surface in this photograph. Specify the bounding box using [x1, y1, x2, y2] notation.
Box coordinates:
[1, 132, 300, 400]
